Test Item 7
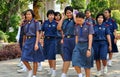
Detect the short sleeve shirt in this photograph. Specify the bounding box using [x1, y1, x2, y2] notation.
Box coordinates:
[62, 18, 75, 36]
[24, 19, 41, 36]
[74, 22, 94, 42]
[41, 20, 58, 37]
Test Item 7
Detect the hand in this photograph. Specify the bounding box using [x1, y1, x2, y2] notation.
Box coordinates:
[34, 43, 39, 51]
[86, 50, 91, 57]
[61, 13, 65, 20]
[114, 38, 117, 44]
[108, 46, 112, 52]
[61, 39, 64, 44]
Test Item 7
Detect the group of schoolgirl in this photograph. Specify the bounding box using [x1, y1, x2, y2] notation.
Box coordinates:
[17, 6, 118, 77]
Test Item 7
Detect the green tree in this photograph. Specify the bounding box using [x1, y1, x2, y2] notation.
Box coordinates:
[71, 0, 86, 11]
[87, 0, 109, 18]
[109, 0, 120, 10]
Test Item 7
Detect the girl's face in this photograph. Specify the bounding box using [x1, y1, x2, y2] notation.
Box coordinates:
[76, 17, 84, 25]
[21, 14, 25, 20]
[26, 11, 33, 20]
[85, 11, 91, 18]
[97, 15, 104, 24]
[66, 10, 73, 19]
[104, 10, 110, 18]
[55, 14, 61, 21]
[48, 14, 54, 21]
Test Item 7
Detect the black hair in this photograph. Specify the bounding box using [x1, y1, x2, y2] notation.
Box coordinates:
[54, 12, 61, 20]
[25, 9, 35, 18]
[96, 13, 106, 23]
[105, 8, 111, 13]
[85, 9, 91, 13]
[47, 10, 55, 17]
[64, 6, 73, 15]
[76, 12, 85, 19]
[21, 11, 26, 16]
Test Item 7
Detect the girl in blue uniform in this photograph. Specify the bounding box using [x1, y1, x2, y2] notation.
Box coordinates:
[57, 6, 75, 77]
[42, 10, 58, 77]
[93, 13, 112, 76]
[54, 12, 63, 59]
[104, 9, 118, 66]
[72, 12, 94, 77]
[21, 9, 44, 77]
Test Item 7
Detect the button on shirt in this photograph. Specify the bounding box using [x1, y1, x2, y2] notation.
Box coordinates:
[62, 18, 75, 36]
[74, 22, 94, 42]
[24, 19, 41, 36]
[41, 20, 58, 37]
[93, 23, 111, 41]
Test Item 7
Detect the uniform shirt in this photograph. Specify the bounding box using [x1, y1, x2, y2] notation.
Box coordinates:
[24, 19, 41, 36]
[85, 17, 96, 26]
[42, 20, 58, 37]
[75, 22, 94, 42]
[93, 23, 111, 41]
[62, 18, 75, 36]
[105, 18, 118, 34]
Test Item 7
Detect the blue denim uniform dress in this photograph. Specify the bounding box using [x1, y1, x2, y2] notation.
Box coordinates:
[93, 23, 111, 60]
[105, 18, 118, 53]
[61, 18, 75, 61]
[21, 19, 44, 62]
[42, 20, 58, 60]
[72, 22, 94, 68]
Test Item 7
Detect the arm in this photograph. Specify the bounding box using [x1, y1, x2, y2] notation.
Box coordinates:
[75, 36, 78, 44]
[57, 13, 65, 30]
[114, 29, 117, 44]
[107, 34, 112, 52]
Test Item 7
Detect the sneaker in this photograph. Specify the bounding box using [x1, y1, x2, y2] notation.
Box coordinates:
[107, 60, 112, 67]
[33, 75, 36, 77]
[103, 66, 108, 74]
[51, 70, 56, 77]
[37, 65, 42, 72]
[17, 62, 22, 67]
[27, 70, 33, 77]
[51, 74, 56, 77]
[96, 71, 102, 76]
[17, 68, 27, 73]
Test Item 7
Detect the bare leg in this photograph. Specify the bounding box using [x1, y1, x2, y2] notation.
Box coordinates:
[109, 52, 113, 60]
[102, 60, 107, 66]
[33, 62, 38, 75]
[74, 66, 81, 74]
[22, 61, 32, 71]
[85, 68, 90, 77]
[62, 61, 70, 74]
[96, 60, 101, 71]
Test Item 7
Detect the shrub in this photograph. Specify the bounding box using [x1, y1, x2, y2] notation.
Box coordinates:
[0, 30, 8, 42]
[0, 43, 21, 61]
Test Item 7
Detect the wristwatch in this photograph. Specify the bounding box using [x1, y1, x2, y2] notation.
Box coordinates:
[87, 49, 91, 51]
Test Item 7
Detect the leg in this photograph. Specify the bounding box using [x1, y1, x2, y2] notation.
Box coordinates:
[102, 60, 108, 74]
[102, 60, 107, 66]
[85, 68, 90, 77]
[33, 62, 38, 76]
[22, 61, 32, 70]
[62, 61, 70, 74]
[95, 60, 101, 71]
[109, 52, 113, 60]
[51, 60, 56, 77]
[74, 66, 81, 74]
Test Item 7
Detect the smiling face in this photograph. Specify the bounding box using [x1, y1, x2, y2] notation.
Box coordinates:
[85, 11, 91, 18]
[104, 10, 110, 18]
[55, 14, 61, 21]
[66, 10, 73, 19]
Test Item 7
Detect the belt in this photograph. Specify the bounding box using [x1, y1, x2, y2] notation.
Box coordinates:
[45, 36, 56, 39]
[78, 41, 88, 43]
[26, 36, 36, 39]
[64, 35, 75, 38]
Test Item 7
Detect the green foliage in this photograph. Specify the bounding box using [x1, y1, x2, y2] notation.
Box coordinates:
[87, 0, 109, 18]
[109, 0, 120, 10]
[71, 0, 86, 11]
[0, 31, 8, 42]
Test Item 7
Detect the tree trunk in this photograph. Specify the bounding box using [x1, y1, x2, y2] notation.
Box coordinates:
[33, 0, 41, 20]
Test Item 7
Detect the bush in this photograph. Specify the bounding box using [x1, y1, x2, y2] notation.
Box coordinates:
[0, 30, 8, 42]
[0, 43, 21, 61]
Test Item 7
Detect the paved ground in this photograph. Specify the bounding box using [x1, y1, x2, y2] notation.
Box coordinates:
[0, 40, 120, 77]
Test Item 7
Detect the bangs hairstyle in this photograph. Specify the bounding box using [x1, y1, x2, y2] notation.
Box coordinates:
[64, 6, 73, 15]
[47, 10, 55, 17]
[96, 13, 106, 23]
[76, 12, 85, 19]
[85, 9, 91, 13]
[25, 9, 35, 18]
[105, 8, 111, 13]
[54, 12, 61, 19]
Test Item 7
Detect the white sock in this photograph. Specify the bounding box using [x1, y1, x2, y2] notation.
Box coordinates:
[52, 70, 56, 75]
[38, 62, 41, 66]
[61, 73, 66, 77]
[78, 73, 82, 77]
[50, 68, 53, 72]
[33, 75, 36, 77]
